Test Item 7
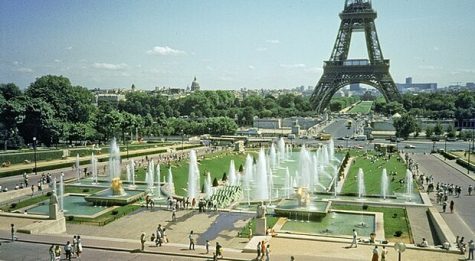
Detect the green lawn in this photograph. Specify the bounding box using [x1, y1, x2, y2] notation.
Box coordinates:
[134, 151, 257, 196]
[342, 151, 415, 195]
[331, 204, 412, 243]
[348, 101, 373, 114]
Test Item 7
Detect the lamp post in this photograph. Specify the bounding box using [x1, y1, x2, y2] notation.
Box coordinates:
[33, 137, 37, 175]
[444, 135, 447, 160]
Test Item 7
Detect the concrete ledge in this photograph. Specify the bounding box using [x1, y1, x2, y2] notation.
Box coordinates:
[427, 207, 456, 246]
[243, 236, 271, 253]
[19, 216, 66, 234]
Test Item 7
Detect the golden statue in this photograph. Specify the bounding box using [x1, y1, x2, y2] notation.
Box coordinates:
[296, 187, 310, 207]
[111, 177, 125, 195]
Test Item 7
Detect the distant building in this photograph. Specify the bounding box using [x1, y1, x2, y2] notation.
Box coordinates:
[95, 93, 126, 105]
[190, 77, 200, 92]
[397, 77, 437, 93]
[349, 83, 361, 91]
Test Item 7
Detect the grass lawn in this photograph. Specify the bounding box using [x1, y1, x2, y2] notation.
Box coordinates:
[239, 216, 279, 238]
[331, 204, 412, 243]
[348, 101, 373, 114]
[342, 150, 415, 195]
[451, 151, 475, 164]
[67, 204, 140, 225]
[134, 151, 257, 196]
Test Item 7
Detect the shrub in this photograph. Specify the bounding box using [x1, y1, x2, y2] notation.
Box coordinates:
[82, 189, 90, 193]
[212, 177, 219, 187]
[362, 205, 369, 210]
[10, 203, 17, 209]
[67, 216, 74, 221]
[222, 172, 227, 181]
[111, 210, 119, 215]
[46, 192, 53, 196]
[394, 231, 403, 237]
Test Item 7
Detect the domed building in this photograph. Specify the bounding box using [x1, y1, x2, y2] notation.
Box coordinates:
[190, 76, 200, 92]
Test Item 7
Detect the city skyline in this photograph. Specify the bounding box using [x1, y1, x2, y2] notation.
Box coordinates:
[1, 0, 474, 90]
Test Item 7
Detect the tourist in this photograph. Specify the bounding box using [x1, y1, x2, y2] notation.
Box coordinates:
[162, 228, 168, 243]
[468, 240, 474, 260]
[189, 230, 195, 250]
[249, 227, 253, 240]
[31, 185, 34, 196]
[350, 229, 358, 248]
[469, 185, 473, 196]
[76, 235, 83, 258]
[257, 241, 261, 259]
[442, 201, 447, 212]
[140, 232, 146, 251]
[49, 244, 55, 261]
[450, 200, 455, 213]
[150, 233, 155, 243]
[72, 235, 77, 257]
[418, 238, 429, 247]
[381, 245, 388, 261]
[290, 256, 295, 261]
[260, 240, 266, 260]
[11, 224, 16, 241]
[265, 244, 271, 261]
[54, 245, 61, 260]
[205, 240, 210, 254]
[371, 245, 379, 261]
[64, 241, 72, 260]
[172, 208, 176, 221]
[216, 242, 223, 258]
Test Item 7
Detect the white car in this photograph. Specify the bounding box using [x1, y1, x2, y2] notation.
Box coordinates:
[405, 144, 416, 149]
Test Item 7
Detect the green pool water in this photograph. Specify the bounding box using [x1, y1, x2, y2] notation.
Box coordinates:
[27, 195, 108, 216]
[281, 211, 375, 237]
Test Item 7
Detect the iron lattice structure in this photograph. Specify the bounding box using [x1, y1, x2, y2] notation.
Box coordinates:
[311, 0, 401, 113]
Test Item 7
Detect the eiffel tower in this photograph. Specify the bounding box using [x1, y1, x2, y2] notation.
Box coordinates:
[311, 0, 401, 113]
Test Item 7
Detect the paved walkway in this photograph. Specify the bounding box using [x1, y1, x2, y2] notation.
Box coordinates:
[406, 206, 437, 245]
[411, 153, 475, 240]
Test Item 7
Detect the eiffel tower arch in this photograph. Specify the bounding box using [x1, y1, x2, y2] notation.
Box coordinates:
[311, 0, 401, 113]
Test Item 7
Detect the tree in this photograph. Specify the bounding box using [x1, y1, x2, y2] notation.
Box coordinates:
[212, 177, 219, 187]
[433, 122, 443, 136]
[0, 83, 22, 100]
[425, 127, 433, 138]
[446, 124, 456, 138]
[393, 114, 417, 139]
[222, 172, 227, 182]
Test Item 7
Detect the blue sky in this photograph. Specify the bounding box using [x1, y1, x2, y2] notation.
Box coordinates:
[1, 0, 474, 90]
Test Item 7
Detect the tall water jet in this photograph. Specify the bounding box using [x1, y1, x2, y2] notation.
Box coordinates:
[357, 168, 365, 198]
[406, 169, 413, 201]
[205, 172, 213, 199]
[381, 169, 389, 200]
[126, 165, 131, 182]
[146, 160, 155, 190]
[321, 145, 330, 165]
[91, 153, 98, 184]
[254, 148, 269, 201]
[298, 145, 312, 188]
[328, 139, 335, 160]
[130, 160, 136, 188]
[269, 143, 277, 169]
[75, 154, 80, 183]
[187, 150, 200, 200]
[285, 167, 291, 198]
[278, 137, 286, 162]
[108, 138, 121, 182]
[228, 160, 236, 186]
[167, 168, 175, 194]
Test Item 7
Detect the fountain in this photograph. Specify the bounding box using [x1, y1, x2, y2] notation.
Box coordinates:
[357, 168, 365, 199]
[254, 148, 269, 201]
[85, 138, 144, 205]
[277, 137, 286, 162]
[156, 163, 161, 199]
[128, 160, 136, 189]
[381, 169, 389, 200]
[187, 150, 200, 200]
[167, 168, 175, 194]
[406, 169, 413, 201]
[228, 160, 236, 186]
[269, 143, 277, 169]
[205, 172, 213, 199]
[126, 165, 131, 183]
[59, 173, 64, 211]
[91, 153, 98, 184]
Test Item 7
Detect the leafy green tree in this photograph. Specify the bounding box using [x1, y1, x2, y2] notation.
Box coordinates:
[0, 83, 22, 101]
[425, 127, 433, 138]
[393, 114, 417, 139]
[433, 122, 443, 136]
[446, 124, 456, 138]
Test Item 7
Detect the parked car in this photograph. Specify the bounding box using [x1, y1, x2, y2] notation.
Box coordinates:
[405, 144, 416, 149]
[446, 137, 457, 142]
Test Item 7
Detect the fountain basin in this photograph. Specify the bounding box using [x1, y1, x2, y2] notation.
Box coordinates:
[85, 189, 145, 206]
[26, 194, 112, 217]
[274, 199, 332, 219]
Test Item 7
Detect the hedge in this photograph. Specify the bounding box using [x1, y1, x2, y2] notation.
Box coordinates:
[456, 158, 475, 171]
[0, 150, 63, 165]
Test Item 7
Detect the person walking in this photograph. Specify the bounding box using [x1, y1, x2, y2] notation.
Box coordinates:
[371, 245, 379, 261]
[140, 232, 146, 251]
[265, 244, 271, 261]
[450, 200, 455, 213]
[350, 229, 358, 248]
[49, 244, 55, 261]
[76, 235, 83, 258]
[54, 245, 61, 260]
[10, 224, 16, 242]
[72, 235, 78, 257]
[64, 241, 72, 261]
[205, 240, 210, 254]
[442, 201, 447, 212]
[381, 245, 388, 261]
[257, 241, 261, 260]
[189, 230, 195, 250]
[260, 240, 266, 260]
[468, 240, 475, 260]
[216, 242, 223, 259]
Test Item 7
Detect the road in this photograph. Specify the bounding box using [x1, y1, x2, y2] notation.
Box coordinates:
[412, 154, 475, 238]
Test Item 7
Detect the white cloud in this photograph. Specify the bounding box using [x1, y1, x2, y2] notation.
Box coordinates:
[280, 63, 306, 69]
[256, 47, 267, 52]
[146, 46, 186, 56]
[433, 46, 440, 51]
[206, 66, 214, 71]
[418, 65, 436, 70]
[54, 59, 62, 63]
[12, 61, 19, 66]
[65, 46, 73, 50]
[92, 62, 128, 70]
[248, 65, 255, 70]
[16, 67, 33, 73]
[266, 39, 280, 44]
[305, 67, 323, 73]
